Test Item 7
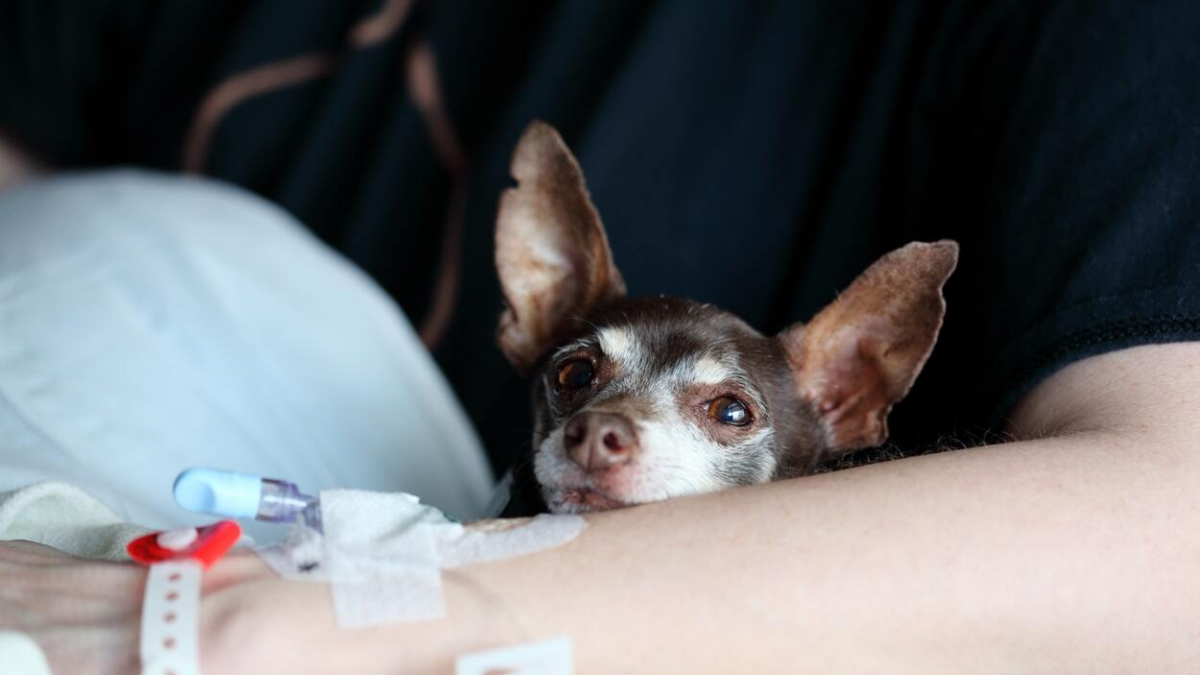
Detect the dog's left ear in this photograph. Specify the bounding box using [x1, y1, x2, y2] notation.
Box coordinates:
[779, 241, 958, 453]
[495, 121, 626, 374]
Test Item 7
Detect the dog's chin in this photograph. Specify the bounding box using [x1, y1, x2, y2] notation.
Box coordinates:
[544, 487, 630, 514]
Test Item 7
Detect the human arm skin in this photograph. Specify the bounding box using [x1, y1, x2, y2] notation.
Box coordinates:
[196, 342, 1200, 674]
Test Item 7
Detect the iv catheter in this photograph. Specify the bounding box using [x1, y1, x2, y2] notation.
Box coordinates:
[173, 467, 323, 532]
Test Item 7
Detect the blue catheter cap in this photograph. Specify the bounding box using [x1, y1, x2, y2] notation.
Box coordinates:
[173, 467, 263, 519]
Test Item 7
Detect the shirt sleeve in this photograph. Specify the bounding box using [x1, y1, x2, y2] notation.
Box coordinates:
[934, 0, 1200, 421]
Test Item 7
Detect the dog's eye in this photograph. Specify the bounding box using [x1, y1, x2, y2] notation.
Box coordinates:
[556, 359, 595, 389]
[708, 396, 750, 426]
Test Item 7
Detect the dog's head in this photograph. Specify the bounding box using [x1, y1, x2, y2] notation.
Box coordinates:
[496, 121, 957, 513]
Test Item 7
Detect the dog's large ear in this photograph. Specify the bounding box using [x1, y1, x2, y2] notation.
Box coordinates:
[778, 241, 958, 454]
[496, 121, 626, 374]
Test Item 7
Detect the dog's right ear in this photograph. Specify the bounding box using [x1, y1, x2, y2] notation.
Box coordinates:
[496, 121, 626, 374]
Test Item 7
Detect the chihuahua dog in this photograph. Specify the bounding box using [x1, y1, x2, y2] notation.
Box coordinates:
[495, 121, 957, 514]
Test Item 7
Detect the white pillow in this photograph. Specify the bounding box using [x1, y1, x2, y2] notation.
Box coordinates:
[0, 170, 494, 541]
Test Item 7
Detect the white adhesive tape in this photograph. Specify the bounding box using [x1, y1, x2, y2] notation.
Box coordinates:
[455, 636, 574, 675]
[254, 489, 586, 627]
[324, 490, 446, 626]
[255, 522, 329, 581]
[438, 514, 587, 569]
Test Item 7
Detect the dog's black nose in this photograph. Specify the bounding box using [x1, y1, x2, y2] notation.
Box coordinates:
[563, 411, 637, 472]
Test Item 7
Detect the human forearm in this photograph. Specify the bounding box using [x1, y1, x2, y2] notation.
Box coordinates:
[203, 422, 1200, 674]
[468, 430, 1198, 673]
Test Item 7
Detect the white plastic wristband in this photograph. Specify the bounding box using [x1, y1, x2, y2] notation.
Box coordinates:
[140, 560, 202, 675]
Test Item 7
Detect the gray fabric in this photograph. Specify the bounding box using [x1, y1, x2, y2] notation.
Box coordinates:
[0, 481, 148, 561]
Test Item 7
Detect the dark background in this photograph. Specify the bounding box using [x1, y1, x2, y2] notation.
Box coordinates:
[3, 0, 1199, 491]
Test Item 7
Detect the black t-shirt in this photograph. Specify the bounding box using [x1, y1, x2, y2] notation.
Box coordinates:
[3, 0, 1199, 482]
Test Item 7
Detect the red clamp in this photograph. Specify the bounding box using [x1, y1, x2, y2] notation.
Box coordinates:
[127, 520, 241, 569]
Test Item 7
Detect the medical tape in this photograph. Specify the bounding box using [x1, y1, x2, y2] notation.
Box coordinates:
[254, 520, 328, 580]
[455, 636, 574, 675]
[437, 511, 587, 569]
[254, 489, 586, 627]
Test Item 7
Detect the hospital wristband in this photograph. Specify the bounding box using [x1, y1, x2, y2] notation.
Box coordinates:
[127, 522, 241, 675]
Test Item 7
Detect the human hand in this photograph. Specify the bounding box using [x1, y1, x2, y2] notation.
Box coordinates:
[0, 538, 280, 675]
[0, 539, 142, 675]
